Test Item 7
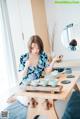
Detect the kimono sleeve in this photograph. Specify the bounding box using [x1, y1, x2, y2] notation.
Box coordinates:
[18, 53, 28, 72]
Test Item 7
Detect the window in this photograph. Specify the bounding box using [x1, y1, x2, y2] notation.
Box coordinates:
[0, 0, 17, 101]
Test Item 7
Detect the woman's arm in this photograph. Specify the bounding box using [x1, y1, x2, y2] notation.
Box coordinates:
[44, 56, 62, 74]
[18, 60, 29, 79]
[18, 53, 31, 80]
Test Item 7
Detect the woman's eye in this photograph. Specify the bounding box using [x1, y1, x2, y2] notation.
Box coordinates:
[31, 47, 33, 50]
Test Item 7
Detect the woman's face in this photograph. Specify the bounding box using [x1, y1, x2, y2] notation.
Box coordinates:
[31, 43, 40, 55]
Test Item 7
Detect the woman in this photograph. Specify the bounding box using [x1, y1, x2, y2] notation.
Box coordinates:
[18, 35, 60, 85]
[17, 35, 62, 119]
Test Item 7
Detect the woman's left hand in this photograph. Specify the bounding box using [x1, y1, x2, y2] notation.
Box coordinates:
[52, 55, 63, 63]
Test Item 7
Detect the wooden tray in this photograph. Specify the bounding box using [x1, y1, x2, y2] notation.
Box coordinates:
[24, 85, 63, 94]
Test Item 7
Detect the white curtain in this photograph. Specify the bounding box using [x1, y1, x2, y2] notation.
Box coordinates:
[0, 0, 17, 100]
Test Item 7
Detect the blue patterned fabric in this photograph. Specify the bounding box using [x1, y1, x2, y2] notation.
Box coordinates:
[0, 101, 27, 119]
[19, 51, 48, 84]
[62, 91, 80, 119]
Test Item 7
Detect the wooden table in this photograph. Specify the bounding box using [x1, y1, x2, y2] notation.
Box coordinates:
[16, 71, 80, 119]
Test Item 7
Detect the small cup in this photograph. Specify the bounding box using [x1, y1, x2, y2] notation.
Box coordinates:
[57, 68, 64, 72]
[48, 79, 58, 87]
[65, 68, 72, 74]
[39, 80, 48, 86]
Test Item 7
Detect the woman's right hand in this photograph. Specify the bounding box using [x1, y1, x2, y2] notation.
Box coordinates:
[18, 60, 31, 80]
[25, 60, 31, 67]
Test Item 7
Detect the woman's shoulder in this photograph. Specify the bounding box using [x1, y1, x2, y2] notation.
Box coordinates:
[40, 51, 48, 59]
[20, 52, 29, 60]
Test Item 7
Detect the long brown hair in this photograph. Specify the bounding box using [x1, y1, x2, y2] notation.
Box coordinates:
[28, 35, 44, 54]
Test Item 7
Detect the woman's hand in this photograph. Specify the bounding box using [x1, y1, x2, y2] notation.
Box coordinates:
[55, 55, 63, 63]
[25, 60, 31, 67]
[25, 54, 35, 67]
[18, 60, 31, 80]
[26, 54, 39, 67]
[52, 55, 63, 63]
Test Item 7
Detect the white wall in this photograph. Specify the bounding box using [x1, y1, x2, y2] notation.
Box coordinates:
[6, 0, 35, 68]
[45, 0, 80, 60]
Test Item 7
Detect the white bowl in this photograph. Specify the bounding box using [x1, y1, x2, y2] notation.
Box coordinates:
[30, 80, 40, 86]
[38, 80, 48, 86]
[48, 79, 58, 87]
[50, 70, 59, 77]
[45, 71, 59, 81]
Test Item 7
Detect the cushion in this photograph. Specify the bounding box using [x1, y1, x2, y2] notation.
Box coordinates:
[62, 91, 80, 119]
